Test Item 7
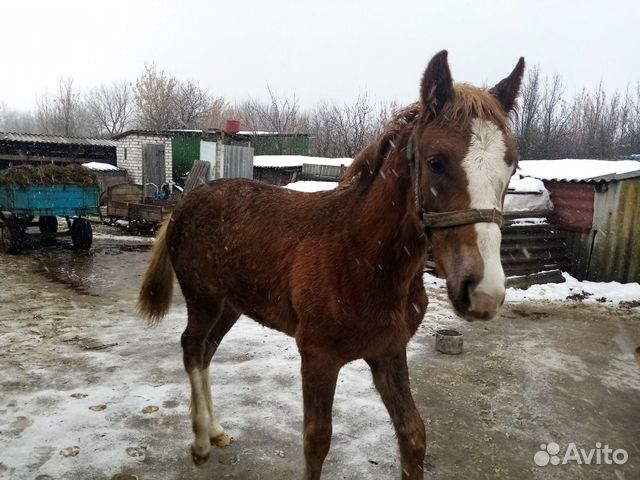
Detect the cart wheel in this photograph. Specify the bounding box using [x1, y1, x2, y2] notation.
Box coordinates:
[71, 218, 92, 250]
[39, 216, 58, 234]
[1, 223, 25, 254]
[129, 220, 140, 236]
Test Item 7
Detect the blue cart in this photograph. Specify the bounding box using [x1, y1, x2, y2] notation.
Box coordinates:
[0, 184, 99, 254]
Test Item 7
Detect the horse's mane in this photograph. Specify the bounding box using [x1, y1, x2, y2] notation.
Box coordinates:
[342, 84, 508, 187]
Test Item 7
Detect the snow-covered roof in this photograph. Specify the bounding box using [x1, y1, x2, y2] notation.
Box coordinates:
[82, 162, 121, 171]
[508, 175, 546, 194]
[505, 174, 552, 213]
[236, 131, 308, 136]
[254, 155, 353, 168]
[284, 181, 338, 192]
[518, 159, 640, 183]
[237, 130, 278, 135]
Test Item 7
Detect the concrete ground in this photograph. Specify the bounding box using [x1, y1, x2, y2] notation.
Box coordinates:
[0, 228, 639, 480]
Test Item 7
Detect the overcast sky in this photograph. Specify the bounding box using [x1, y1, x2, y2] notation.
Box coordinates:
[1, 0, 639, 111]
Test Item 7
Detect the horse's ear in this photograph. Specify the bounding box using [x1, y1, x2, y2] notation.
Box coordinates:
[490, 57, 525, 113]
[420, 50, 454, 120]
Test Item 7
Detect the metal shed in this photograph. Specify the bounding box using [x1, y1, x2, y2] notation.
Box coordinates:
[519, 159, 640, 283]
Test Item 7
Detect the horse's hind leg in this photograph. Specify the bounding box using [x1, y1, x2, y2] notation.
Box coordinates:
[181, 300, 224, 468]
[201, 304, 240, 447]
[300, 350, 342, 480]
[366, 350, 426, 480]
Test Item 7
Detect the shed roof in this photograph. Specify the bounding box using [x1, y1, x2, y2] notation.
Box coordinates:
[0, 131, 117, 147]
[519, 159, 640, 183]
[111, 130, 172, 140]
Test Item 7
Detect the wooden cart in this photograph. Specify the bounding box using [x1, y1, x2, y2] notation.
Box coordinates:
[0, 184, 99, 254]
[106, 183, 177, 235]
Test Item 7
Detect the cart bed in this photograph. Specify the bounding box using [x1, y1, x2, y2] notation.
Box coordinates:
[0, 185, 99, 217]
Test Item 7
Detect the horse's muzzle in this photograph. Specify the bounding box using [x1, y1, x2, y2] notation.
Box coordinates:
[449, 275, 505, 321]
[466, 290, 505, 321]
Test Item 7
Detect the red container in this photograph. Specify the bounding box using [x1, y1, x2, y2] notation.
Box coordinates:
[225, 119, 241, 134]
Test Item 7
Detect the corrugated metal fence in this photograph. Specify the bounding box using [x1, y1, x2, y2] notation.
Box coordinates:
[427, 212, 570, 278]
[500, 212, 569, 277]
[542, 178, 640, 283]
[222, 145, 253, 179]
[563, 179, 640, 282]
[300, 163, 346, 181]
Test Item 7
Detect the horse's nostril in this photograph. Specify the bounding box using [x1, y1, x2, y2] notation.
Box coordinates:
[463, 275, 479, 298]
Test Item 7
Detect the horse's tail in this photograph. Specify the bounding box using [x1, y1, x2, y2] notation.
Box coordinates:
[137, 220, 174, 324]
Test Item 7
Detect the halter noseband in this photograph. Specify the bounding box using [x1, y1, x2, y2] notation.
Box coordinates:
[406, 130, 503, 229]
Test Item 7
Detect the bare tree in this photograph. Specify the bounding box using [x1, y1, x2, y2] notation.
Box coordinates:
[0, 106, 38, 132]
[173, 80, 210, 129]
[56, 78, 80, 136]
[618, 84, 640, 155]
[309, 95, 388, 158]
[202, 96, 233, 130]
[134, 63, 179, 130]
[85, 81, 135, 136]
[240, 87, 308, 133]
[35, 91, 56, 134]
[35, 78, 87, 136]
[539, 74, 569, 158]
[514, 66, 542, 159]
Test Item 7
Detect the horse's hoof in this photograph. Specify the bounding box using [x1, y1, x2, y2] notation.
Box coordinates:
[191, 446, 210, 469]
[211, 433, 232, 447]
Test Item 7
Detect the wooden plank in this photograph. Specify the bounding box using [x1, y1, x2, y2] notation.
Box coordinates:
[184, 160, 211, 193]
[106, 201, 130, 218]
[504, 262, 571, 277]
[142, 143, 166, 191]
[143, 198, 178, 207]
[107, 183, 143, 203]
[300, 163, 346, 181]
[506, 270, 566, 289]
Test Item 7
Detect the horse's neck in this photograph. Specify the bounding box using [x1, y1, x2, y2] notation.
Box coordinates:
[352, 148, 427, 279]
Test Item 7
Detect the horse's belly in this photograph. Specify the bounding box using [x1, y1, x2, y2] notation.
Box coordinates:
[224, 287, 299, 337]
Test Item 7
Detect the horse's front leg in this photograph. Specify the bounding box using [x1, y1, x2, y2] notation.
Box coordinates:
[367, 349, 426, 480]
[300, 349, 341, 480]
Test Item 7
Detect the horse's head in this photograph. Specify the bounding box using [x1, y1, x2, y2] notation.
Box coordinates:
[412, 51, 524, 321]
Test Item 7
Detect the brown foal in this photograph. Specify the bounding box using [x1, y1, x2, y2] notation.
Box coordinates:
[138, 50, 524, 479]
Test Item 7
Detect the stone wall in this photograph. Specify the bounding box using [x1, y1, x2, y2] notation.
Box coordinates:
[116, 134, 173, 186]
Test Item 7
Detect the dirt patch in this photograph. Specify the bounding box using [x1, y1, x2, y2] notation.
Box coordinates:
[0, 240, 639, 479]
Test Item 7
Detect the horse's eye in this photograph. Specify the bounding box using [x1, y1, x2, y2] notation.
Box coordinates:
[428, 155, 446, 174]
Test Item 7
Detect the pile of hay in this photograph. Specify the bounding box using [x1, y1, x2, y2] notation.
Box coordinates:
[0, 164, 99, 187]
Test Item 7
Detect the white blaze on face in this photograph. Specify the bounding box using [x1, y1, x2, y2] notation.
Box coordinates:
[461, 118, 512, 302]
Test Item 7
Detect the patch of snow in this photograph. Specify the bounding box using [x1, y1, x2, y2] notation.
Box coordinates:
[509, 217, 548, 226]
[427, 271, 640, 308]
[93, 232, 155, 243]
[506, 272, 640, 307]
[284, 181, 338, 192]
[518, 159, 640, 182]
[236, 130, 279, 135]
[254, 155, 352, 168]
[508, 174, 546, 193]
[504, 174, 552, 213]
[82, 162, 120, 171]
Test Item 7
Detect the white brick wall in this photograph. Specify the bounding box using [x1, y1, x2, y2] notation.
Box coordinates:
[116, 134, 173, 187]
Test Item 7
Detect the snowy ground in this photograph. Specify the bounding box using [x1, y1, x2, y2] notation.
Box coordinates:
[1, 234, 639, 480]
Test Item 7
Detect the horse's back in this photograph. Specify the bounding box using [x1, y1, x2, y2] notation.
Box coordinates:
[165, 178, 330, 334]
